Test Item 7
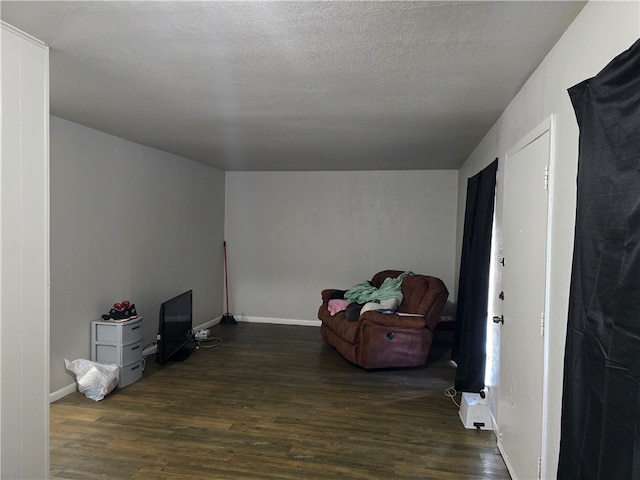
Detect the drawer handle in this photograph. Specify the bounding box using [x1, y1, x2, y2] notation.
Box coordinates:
[130, 365, 140, 371]
[131, 325, 141, 330]
[131, 345, 140, 351]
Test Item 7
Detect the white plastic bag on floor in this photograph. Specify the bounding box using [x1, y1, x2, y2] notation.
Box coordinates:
[65, 358, 119, 401]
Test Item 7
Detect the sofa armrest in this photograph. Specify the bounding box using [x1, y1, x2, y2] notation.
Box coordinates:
[321, 289, 340, 304]
[360, 310, 427, 329]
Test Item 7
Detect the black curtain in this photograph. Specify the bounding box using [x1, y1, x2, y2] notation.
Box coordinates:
[453, 159, 498, 393]
[558, 38, 640, 479]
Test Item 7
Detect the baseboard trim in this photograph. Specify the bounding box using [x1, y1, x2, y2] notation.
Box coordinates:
[494, 410, 515, 477]
[50, 382, 77, 403]
[236, 315, 321, 327]
[194, 316, 222, 331]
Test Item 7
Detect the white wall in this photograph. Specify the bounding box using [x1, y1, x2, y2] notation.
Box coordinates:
[456, 2, 640, 478]
[225, 170, 457, 322]
[1, 22, 50, 479]
[50, 116, 226, 394]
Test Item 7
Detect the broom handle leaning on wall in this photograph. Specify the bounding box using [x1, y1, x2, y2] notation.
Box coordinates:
[224, 241, 229, 313]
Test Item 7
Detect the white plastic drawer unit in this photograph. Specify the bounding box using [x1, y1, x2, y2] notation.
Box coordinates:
[120, 360, 144, 386]
[94, 339, 142, 365]
[90, 316, 144, 388]
[93, 318, 143, 345]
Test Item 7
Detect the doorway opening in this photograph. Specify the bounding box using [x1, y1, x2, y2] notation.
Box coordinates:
[485, 195, 500, 389]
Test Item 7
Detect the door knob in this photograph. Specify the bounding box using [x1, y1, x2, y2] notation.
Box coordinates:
[492, 315, 504, 325]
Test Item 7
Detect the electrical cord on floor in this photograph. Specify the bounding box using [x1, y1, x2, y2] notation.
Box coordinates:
[196, 336, 223, 349]
[445, 386, 460, 408]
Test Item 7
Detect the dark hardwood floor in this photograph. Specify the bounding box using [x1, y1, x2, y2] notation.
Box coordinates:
[50, 323, 509, 479]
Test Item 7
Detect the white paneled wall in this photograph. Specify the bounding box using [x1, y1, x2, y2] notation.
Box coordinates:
[1, 22, 50, 478]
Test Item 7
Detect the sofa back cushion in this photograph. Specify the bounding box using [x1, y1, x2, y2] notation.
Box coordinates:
[371, 270, 405, 288]
[370, 270, 448, 325]
[399, 275, 432, 313]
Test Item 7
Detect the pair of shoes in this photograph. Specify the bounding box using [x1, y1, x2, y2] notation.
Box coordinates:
[101, 300, 138, 321]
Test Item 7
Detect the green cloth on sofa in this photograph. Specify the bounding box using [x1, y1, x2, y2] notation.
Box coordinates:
[344, 271, 413, 305]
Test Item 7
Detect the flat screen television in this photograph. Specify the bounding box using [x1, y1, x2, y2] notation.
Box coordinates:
[156, 290, 193, 365]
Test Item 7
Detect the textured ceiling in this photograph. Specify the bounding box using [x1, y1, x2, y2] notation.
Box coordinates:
[1, 1, 586, 171]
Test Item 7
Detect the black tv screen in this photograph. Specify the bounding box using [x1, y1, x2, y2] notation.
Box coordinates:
[156, 290, 193, 365]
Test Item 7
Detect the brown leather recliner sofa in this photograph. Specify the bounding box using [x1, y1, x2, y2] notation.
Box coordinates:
[318, 270, 449, 369]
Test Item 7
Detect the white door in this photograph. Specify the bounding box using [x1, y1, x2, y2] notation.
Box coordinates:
[497, 120, 551, 479]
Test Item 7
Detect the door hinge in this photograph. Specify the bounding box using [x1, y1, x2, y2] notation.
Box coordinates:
[537, 457, 542, 480]
[540, 312, 545, 337]
[544, 165, 550, 190]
